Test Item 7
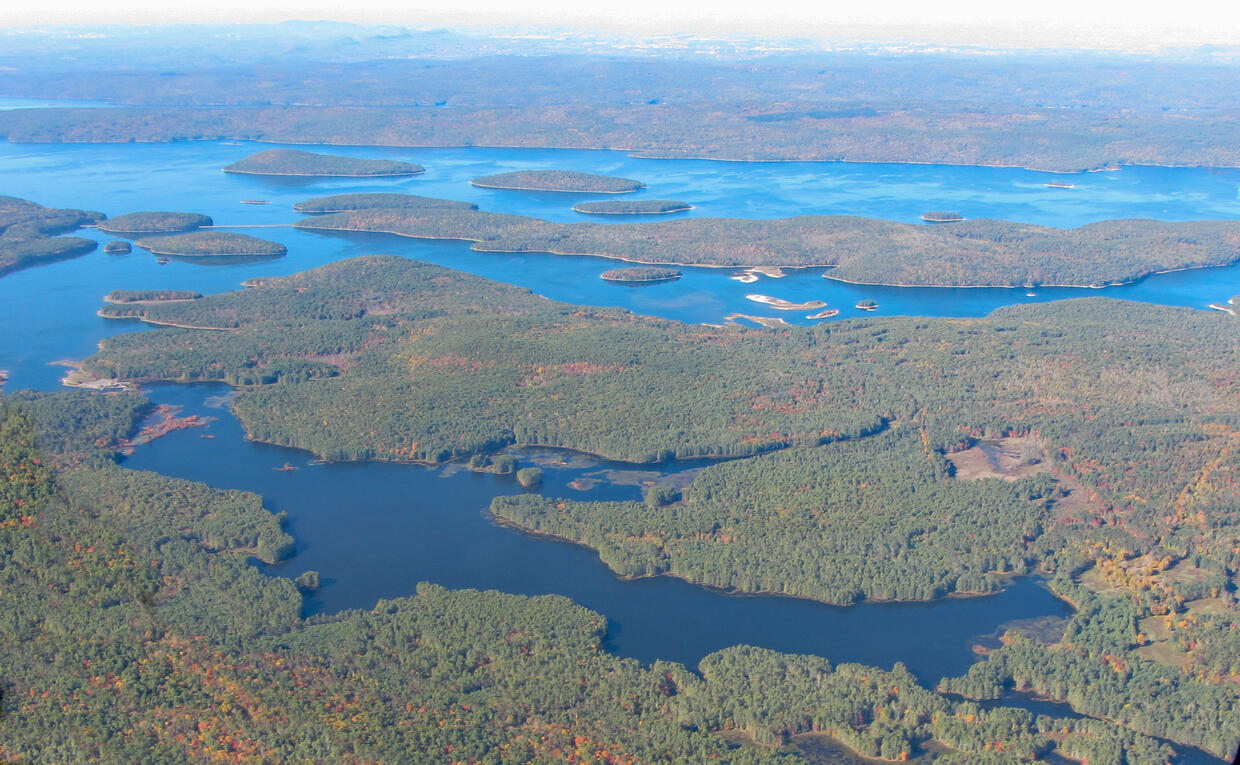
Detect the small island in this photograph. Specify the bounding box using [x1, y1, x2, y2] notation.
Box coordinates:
[746, 294, 828, 311]
[471, 170, 645, 194]
[921, 211, 965, 223]
[573, 199, 692, 215]
[103, 240, 132, 254]
[600, 266, 682, 283]
[97, 211, 212, 234]
[105, 289, 202, 303]
[223, 149, 424, 177]
[135, 231, 287, 258]
[806, 308, 840, 319]
[856, 299, 879, 310]
[294, 193, 478, 213]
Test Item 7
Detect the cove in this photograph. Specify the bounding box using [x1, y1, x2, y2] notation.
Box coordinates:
[122, 382, 1072, 685]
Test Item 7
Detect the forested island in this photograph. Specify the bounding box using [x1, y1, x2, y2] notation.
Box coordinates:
[600, 266, 682, 282]
[293, 192, 477, 213]
[96, 211, 212, 234]
[573, 199, 692, 214]
[134, 231, 287, 258]
[471, 170, 645, 193]
[0, 382, 1205, 763]
[294, 203, 1240, 287]
[103, 240, 131, 254]
[104, 289, 202, 303]
[921, 211, 965, 223]
[76, 255, 1240, 758]
[223, 148, 424, 177]
[0, 195, 102, 278]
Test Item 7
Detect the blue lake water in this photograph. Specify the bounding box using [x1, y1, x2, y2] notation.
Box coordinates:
[3, 140, 1240, 391]
[0, 140, 1233, 760]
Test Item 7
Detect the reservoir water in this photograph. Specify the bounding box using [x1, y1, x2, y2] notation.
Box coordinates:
[3, 140, 1240, 392]
[1, 139, 1234, 760]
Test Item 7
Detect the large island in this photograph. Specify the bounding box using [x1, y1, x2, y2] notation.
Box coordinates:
[294, 202, 1240, 288]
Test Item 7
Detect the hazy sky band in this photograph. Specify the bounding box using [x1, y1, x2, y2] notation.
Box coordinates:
[5, 0, 1240, 51]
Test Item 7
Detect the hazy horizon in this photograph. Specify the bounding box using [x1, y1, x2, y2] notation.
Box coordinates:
[4, 1, 1240, 54]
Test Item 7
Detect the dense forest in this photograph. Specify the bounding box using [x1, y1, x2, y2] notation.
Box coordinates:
[2, 390, 1185, 762]
[471, 170, 645, 193]
[134, 231, 287, 258]
[0, 195, 103, 278]
[3, 53, 1240, 170]
[77, 255, 1240, 757]
[294, 205, 1240, 287]
[491, 427, 1055, 604]
[96, 211, 212, 234]
[222, 148, 424, 176]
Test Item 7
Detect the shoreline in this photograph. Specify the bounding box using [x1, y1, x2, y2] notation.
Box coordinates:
[96, 309, 238, 331]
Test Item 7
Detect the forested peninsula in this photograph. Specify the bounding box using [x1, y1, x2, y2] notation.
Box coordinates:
[223, 148, 423, 177]
[0, 195, 102, 278]
[293, 205, 1240, 287]
[135, 231, 287, 258]
[0, 384, 1204, 763]
[77, 255, 1240, 757]
[471, 170, 645, 193]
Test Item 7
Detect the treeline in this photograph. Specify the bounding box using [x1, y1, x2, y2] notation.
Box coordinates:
[222, 148, 423, 176]
[294, 206, 1240, 286]
[0, 195, 102, 278]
